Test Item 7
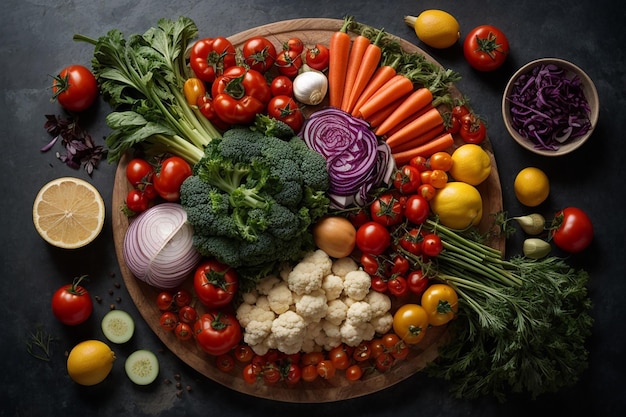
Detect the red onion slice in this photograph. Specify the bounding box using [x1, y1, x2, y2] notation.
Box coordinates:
[123, 203, 201, 289]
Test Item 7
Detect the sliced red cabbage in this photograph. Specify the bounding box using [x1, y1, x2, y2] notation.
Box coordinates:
[301, 107, 395, 208]
[506, 63, 592, 150]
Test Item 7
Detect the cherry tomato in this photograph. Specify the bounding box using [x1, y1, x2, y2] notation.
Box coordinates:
[193, 259, 239, 309]
[156, 291, 174, 311]
[387, 337, 410, 360]
[392, 304, 429, 344]
[216, 353, 235, 373]
[305, 44, 330, 71]
[301, 351, 324, 366]
[429, 169, 449, 189]
[125, 189, 149, 213]
[197, 95, 231, 131]
[153, 156, 192, 201]
[393, 165, 422, 194]
[463, 25, 510, 72]
[460, 113, 487, 144]
[407, 269, 429, 296]
[355, 221, 391, 255]
[375, 352, 394, 372]
[445, 113, 461, 134]
[328, 346, 351, 370]
[388, 276, 409, 297]
[409, 155, 429, 172]
[422, 233, 443, 257]
[360, 253, 380, 275]
[391, 255, 410, 276]
[452, 104, 470, 119]
[418, 183, 437, 201]
[174, 322, 193, 341]
[404, 194, 430, 225]
[352, 342, 372, 362]
[242, 36, 277, 73]
[346, 208, 370, 228]
[233, 344, 255, 363]
[173, 289, 193, 307]
[284, 363, 302, 385]
[345, 364, 363, 381]
[301, 364, 318, 382]
[370, 276, 388, 293]
[51, 65, 98, 112]
[316, 360, 336, 379]
[270, 75, 293, 97]
[286, 37, 304, 54]
[189, 37, 237, 83]
[194, 311, 242, 356]
[370, 193, 404, 226]
[51, 275, 93, 325]
[550, 207, 594, 253]
[399, 228, 422, 255]
[242, 363, 261, 384]
[178, 305, 198, 324]
[266, 95, 304, 132]
[159, 311, 178, 332]
[126, 158, 154, 188]
[183, 77, 207, 106]
[262, 364, 281, 385]
[429, 151, 453, 171]
[275, 48, 303, 79]
[369, 338, 386, 359]
[421, 283, 459, 326]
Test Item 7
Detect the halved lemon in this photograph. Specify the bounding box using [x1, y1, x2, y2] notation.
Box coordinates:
[32, 177, 105, 249]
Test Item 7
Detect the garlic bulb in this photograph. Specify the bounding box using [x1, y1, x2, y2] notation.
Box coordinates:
[293, 71, 328, 105]
[513, 213, 546, 235]
[523, 238, 551, 259]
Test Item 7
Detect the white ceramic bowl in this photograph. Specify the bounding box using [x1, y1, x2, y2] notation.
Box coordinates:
[502, 58, 599, 156]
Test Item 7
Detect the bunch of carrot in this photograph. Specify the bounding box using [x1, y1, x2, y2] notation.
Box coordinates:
[327, 19, 454, 166]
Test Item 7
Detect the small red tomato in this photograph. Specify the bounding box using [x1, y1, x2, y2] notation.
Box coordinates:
[51, 65, 98, 112]
[178, 305, 198, 324]
[550, 207, 594, 253]
[355, 222, 391, 255]
[159, 311, 178, 331]
[270, 75, 293, 97]
[153, 156, 192, 201]
[463, 25, 510, 72]
[422, 233, 443, 257]
[404, 194, 430, 225]
[393, 165, 422, 194]
[193, 259, 239, 309]
[304, 44, 330, 71]
[407, 269, 429, 296]
[387, 276, 409, 297]
[156, 291, 173, 311]
[51, 275, 93, 325]
[126, 189, 149, 213]
[370, 193, 404, 226]
[460, 113, 487, 144]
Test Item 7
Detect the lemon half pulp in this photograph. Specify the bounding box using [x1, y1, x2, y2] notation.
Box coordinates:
[32, 177, 105, 249]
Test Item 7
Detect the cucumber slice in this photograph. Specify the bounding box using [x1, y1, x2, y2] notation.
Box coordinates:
[101, 310, 135, 344]
[125, 349, 159, 385]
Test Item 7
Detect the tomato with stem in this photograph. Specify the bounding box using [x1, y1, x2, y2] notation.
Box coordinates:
[266, 95, 304, 132]
[153, 156, 192, 201]
[550, 207, 594, 252]
[421, 283, 459, 326]
[194, 311, 242, 356]
[393, 304, 429, 344]
[370, 193, 404, 226]
[51, 275, 93, 325]
[242, 36, 277, 74]
[216, 353, 235, 373]
[463, 25, 509, 72]
[159, 311, 178, 332]
[356, 222, 391, 255]
[404, 194, 430, 225]
[51, 65, 98, 112]
[194, 259, 239, 309]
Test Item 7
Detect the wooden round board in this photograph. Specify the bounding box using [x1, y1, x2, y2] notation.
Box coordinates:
[111, 18, 504, 403]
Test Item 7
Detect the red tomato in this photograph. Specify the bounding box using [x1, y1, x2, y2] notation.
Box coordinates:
[242, 36, 277, 73]
[346, 208, 370, 228]
[153, 156, 192, 201]
[159, 311, 178, 331]
[126, 158, 154, 187]
[391, 255, 410, 276]
[404, 194, 430, 225]
[194, 311, 242, 356]
[189, 37, 237, 82]
[399, 228, 422, 255]
[452, 104, 470, 119]
[345, 364, 363, 381]
[197, 95, 231, 131]
[286, 37, 304, 54]
[178, 305, 198, 324]
[393, 165, 422, 194]
[463, 25, 510, 72]
[407, 270, 429, 296]
[304, 44, 330, 71]
[418, 183, 436, 201]
[370, 193, 404, 226]
[51, 65, 98, 112]
[459, 113, 487, 144]
[173, 289, 193, 307]
[422, 233, 443, 257]
[387, 276, 409, 297]
[270, 76, 293, 97]
[212, 66, 271, 125]
[262, 364, 281, 385]
[355, 221, 391, 255]
[156, 291, 173, 311]
[374, 352, 394, 372]
[316, 360, 336, 380]
[51, 275, 93, 325]
[360, 253, 380, 275]
[409, 155, 429, 172]
[242, 363, 261, 384]
[233, 345, 255, 363]
[216, 353, 235, 373]
[193, 259, 239, 309]
[126, 189, 150, 213]
[370, 276, 388, 293]
[266, 95, 304, 132]
[175, 322, 193, 341]
[275, 48, 303, 78]
[550, 207, 594, 253]
[284, 363, 302, 385]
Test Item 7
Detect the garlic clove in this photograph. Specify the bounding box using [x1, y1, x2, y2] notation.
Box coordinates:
[523, 238, 551, 259]
[514, 213, 546, 235]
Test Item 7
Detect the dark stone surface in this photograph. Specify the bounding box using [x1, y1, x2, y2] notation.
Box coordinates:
[1, 0, 624, 415]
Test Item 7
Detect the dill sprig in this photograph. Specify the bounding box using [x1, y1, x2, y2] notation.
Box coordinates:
[26, 325, 56, 362]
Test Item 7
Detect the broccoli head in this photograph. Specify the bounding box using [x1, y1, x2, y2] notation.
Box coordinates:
[180, 124, 331, 286]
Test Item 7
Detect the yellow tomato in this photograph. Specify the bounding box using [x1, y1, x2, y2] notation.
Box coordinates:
[312, 216, 356, 258]
[392, 304, 429, 344]
[421, 284, 459, 326]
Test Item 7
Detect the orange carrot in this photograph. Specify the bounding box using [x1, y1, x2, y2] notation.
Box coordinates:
[367, 93, 410, 128]
[392, 133, 455, 165]
[351, 65, 397, 117]
[389, 125, 445, 153]
[340, 35, 371, 111]
[385, 105, 433, 137]
[328, 18, 353, 108]
[343, 30, 384, 113]
[385, 107, 444, 149]
[375, 88, 434, 136]
[357, 75, 414, 120]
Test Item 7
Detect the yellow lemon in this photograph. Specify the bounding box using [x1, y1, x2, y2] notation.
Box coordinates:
[430, 182, 483, 230]
[67, 340, 116, 386]
[404, 10, 461, 49]
[514, 167, 550, 207]
[32, 177, 105, 249]
[448, 144, 492, 185]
